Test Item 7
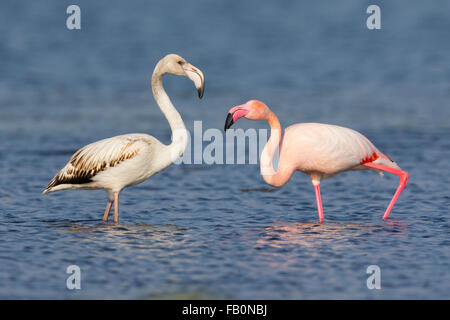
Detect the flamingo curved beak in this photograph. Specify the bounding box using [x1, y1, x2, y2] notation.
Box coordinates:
[224, 104, 251, 131]
[182, 63, 205, 99]
[224, 113, 234, 131]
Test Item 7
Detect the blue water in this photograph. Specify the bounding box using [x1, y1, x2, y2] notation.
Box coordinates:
[0, 0, 449, 299]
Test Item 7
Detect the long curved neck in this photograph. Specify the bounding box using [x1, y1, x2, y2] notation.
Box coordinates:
[260, 112, 291, 187]
[152, 66, 188, 161]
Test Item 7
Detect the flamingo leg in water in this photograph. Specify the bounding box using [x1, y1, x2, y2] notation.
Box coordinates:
[314, 184, 324, 223]
[113, 192, 119, 224]
[363, 162, 409, 220]
[102, 201, 112, 222]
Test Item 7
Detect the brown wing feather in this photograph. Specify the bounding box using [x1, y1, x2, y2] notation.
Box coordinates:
[44, 136, 144, 191]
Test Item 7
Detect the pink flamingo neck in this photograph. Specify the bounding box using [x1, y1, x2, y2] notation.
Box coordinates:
[260, 112, 292, 187]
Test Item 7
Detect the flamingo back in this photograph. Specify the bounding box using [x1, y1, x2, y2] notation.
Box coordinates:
[279, 123, 400, 178]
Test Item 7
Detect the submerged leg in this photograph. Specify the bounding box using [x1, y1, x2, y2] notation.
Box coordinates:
[113, 192, 119, 224]
[314, 184, 325, 223]
[102, 201, 113, 222]
[363, 162, 409, 220]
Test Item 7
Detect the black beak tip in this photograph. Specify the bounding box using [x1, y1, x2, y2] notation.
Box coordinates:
[224, 113, 234, 131]
[198, 88, 204, 99]
[197, 81, 205, 99]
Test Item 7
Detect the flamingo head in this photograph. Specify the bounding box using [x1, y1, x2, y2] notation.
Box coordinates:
[158, 54, 205, 98]
[224, 100, 270, 131]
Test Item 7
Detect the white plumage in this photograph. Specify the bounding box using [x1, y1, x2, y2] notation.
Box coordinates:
[44, 134, 160, 194]
[43, 54, 205, 223]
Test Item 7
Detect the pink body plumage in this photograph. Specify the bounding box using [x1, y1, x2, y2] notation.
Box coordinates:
[224, 100, 409, 223]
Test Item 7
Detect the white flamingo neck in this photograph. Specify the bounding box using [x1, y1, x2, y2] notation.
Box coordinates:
[152, 69, 188, 160]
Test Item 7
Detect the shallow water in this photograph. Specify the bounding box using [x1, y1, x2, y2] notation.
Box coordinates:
[0, 0, 449, 299]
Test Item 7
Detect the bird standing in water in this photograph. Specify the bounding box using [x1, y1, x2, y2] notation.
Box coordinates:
[43, 54, 205, 224]
[224, 100, 409, 223]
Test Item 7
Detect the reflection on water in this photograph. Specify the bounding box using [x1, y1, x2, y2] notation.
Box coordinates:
[257, 221, 391, 249]
[50, 221, 187, 234]
[49, 221, 189, 250]
[239, 187, 278, 193]
[382, 219, 407, 227]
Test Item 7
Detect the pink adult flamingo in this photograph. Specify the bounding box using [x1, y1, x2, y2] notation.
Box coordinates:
[224, 100, 409, 223]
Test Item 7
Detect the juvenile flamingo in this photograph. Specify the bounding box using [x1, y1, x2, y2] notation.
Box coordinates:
[43, 54, 205, 224]
[224, 100, 409, 223]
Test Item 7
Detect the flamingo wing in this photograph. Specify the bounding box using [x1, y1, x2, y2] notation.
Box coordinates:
[43, 134, 151, 193]
[313, 124, 380, 166]
[283, 123, 397, 175]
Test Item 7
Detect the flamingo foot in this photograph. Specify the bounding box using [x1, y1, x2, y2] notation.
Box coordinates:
[102, 201, 112, 222]
[314, 184, 324, 223]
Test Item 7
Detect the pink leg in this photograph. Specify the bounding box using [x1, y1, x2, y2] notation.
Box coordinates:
[314, 184, 324, 223]
[363, 162, 409, 220]
[102, 201, 112, 222]
[113, 192, 119, 224]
